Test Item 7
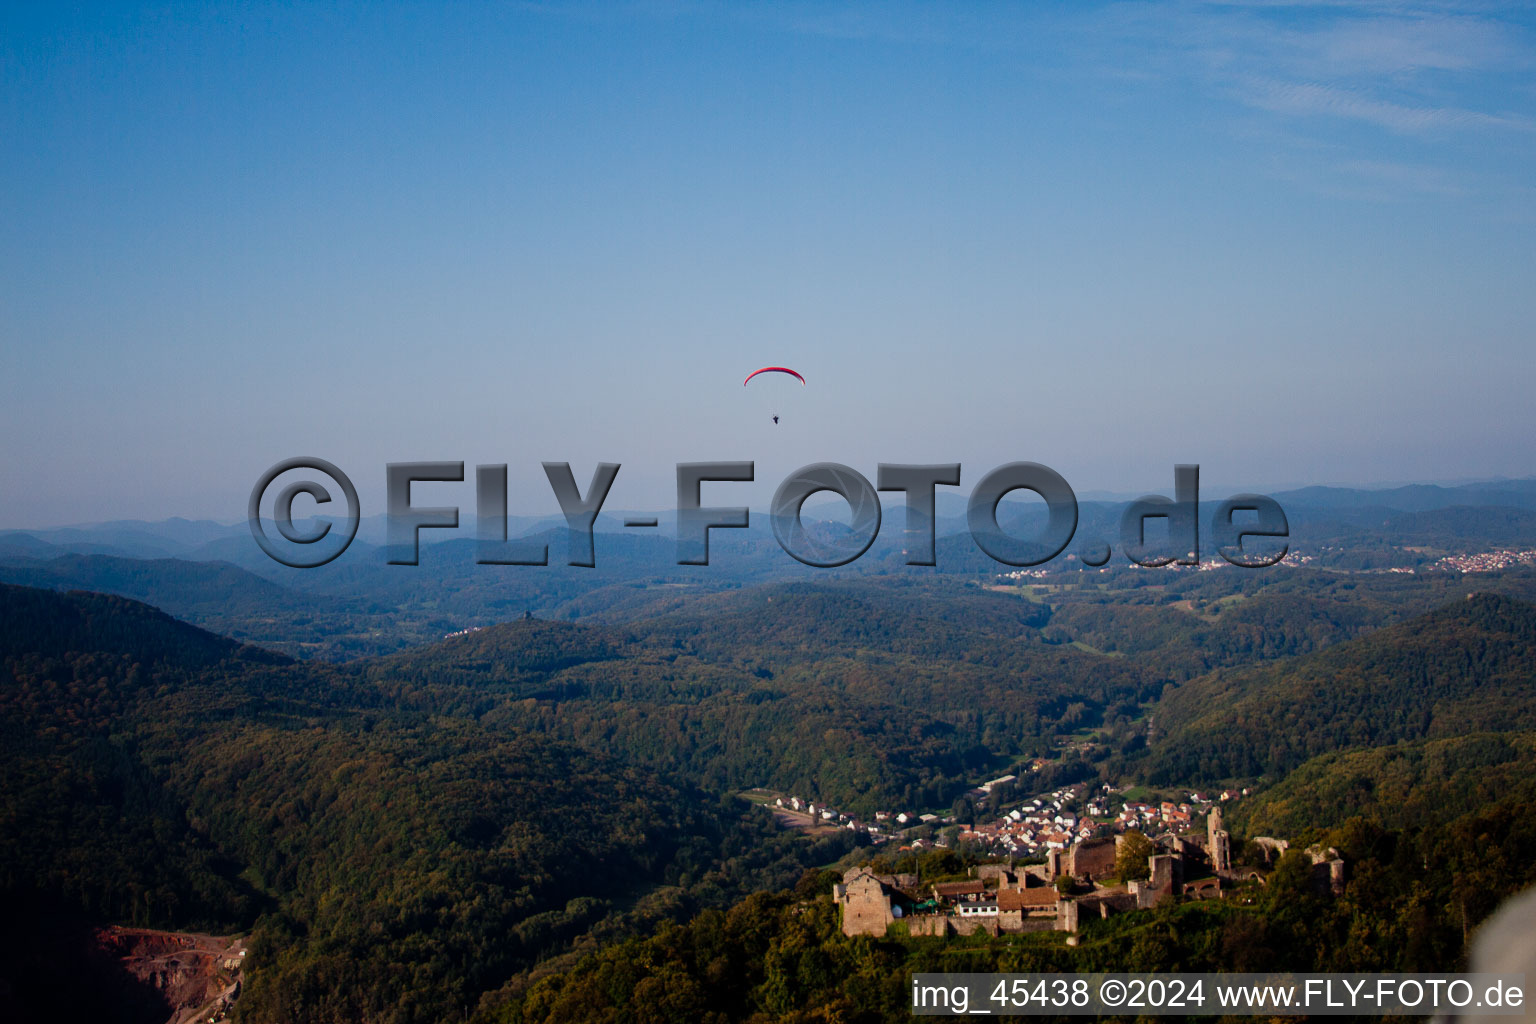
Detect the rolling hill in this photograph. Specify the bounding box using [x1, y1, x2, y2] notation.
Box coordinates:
[1141, 592, 1536, 784]
[0, 584, 815, 1024]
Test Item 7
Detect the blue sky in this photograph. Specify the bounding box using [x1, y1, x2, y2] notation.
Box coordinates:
[3, 1, 1534, 527]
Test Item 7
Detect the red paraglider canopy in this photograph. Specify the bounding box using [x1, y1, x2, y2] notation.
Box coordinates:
[743, 366, 806, 386]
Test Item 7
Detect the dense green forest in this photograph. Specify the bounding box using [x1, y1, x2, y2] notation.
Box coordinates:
[1138, 593, 1536, 783]
[1232, 731, 1536, 835]
[4, 537, 1536, 1022]
[355, 581, 1159, 811]
[0, 585, 854, 1022]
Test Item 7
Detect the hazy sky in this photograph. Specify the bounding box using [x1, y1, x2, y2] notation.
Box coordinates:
[3, 1, 1535, 528]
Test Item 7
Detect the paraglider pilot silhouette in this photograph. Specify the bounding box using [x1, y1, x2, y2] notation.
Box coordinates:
[743, 366, 804, 424]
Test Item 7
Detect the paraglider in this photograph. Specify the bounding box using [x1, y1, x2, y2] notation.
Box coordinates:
[744, 366, 804, 425]
[743, 366, 805, 387]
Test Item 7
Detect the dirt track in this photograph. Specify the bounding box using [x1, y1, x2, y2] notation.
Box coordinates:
[770, 807, 843, 835]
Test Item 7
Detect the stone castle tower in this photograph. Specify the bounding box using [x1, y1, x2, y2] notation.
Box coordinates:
[1208, 806, 1231, 874]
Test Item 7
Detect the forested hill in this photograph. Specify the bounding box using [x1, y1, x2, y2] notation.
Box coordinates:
[9, 574, 1536, 1022]
[359, 579, 1165, 811]
[1141, 592, 1536, 784]
[0, 581, 277, 670]
[0, 584, 825, 1024]
[0, 554, 462, 659]
[1233, 731, 1536, 835]
[642, 578, 1053, 647]
[369, 615, 628, 681]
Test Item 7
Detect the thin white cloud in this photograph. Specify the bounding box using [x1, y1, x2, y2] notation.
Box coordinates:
[1096, 1, 1536, 131]
[607, 1, 1536, 196]
[1300, 14, 1525, 75]
[1236, 75, 1535, 132]
[1077, 1, 1536, 197]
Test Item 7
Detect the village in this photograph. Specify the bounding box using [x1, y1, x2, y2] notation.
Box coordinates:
[759, 777, 1344, 940]
[765, 772, 1249, 861]
[831, 802, 1345, 939]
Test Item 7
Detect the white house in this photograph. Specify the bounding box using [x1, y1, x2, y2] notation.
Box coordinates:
[956, 901, 999, 917]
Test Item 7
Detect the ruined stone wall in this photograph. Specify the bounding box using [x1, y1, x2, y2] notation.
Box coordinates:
[907, 917, 949, 938]
[977, 864, 1015, 885]
[1149, 852, 1183, 894]
[1000, 916, 1058, 934]
[1070, 838, 1117, 881]
[949, 918, 999, 937]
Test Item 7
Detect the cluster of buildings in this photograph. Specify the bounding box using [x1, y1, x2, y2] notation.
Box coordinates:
[956, 788, 1100, 857]
[1139, 552, 1312, 572]
[775, 779, 1105, 855]
[995, 549, 1314, 582]
[770, 779, 1258, 863]
[947, 783, 1247, 862]
[1429, 548, 1536, 573]
[771, 794, 940, 843]
[995, 544, 1536, 580]
[834, 806, 1345, 939]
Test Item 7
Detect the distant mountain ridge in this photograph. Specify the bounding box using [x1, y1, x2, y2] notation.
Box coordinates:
[1270, 478, 1536, 512]
[5, 475, 1535, 562]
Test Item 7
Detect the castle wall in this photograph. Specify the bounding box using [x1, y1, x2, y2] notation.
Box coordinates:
[1069, 838, 1117, 882]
